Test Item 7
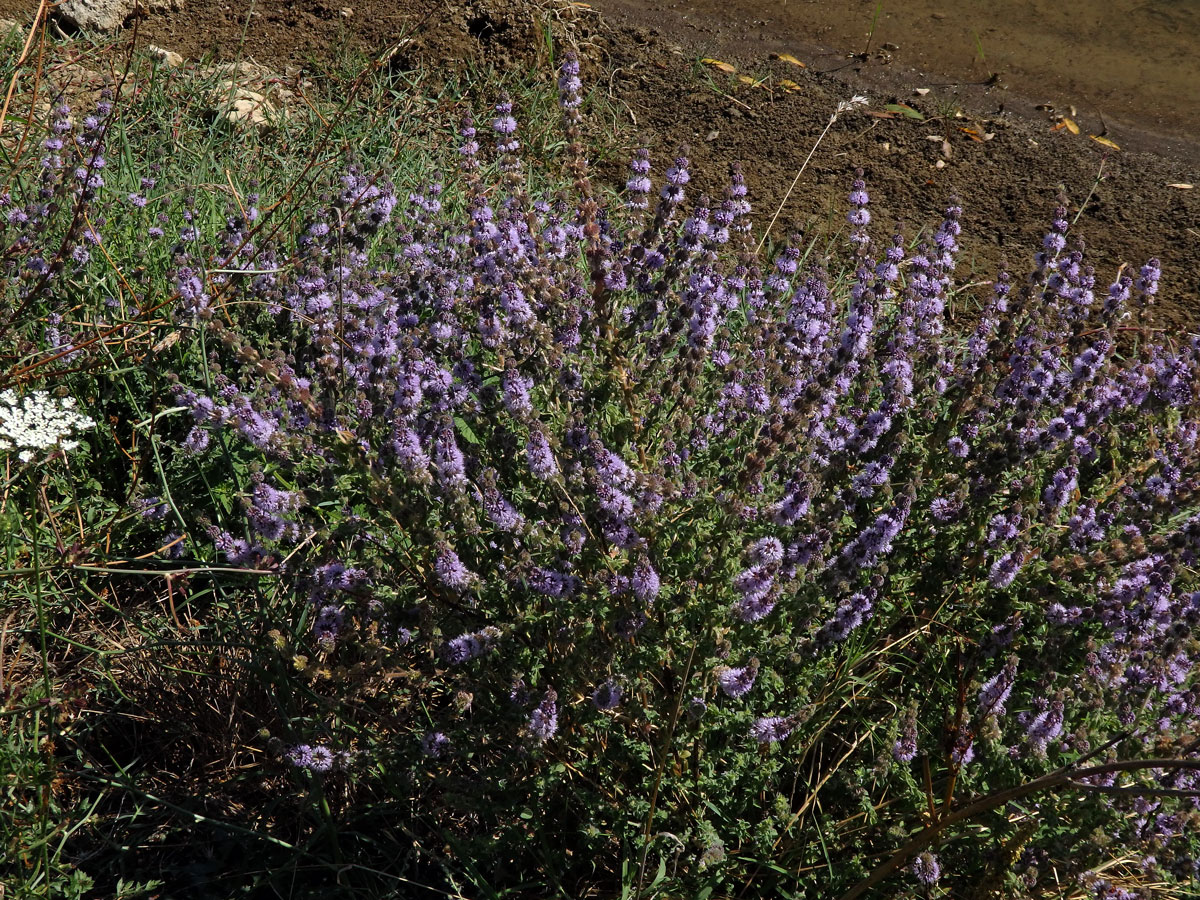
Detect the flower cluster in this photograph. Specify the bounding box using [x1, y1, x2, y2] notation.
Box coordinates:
[0, 389, 95, 462]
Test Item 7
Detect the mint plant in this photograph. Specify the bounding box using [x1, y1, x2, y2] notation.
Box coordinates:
[3, 45, 1198, 900]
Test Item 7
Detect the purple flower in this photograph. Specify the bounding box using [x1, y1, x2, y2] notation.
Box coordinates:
[529, 567, 573, 598]
[432, 426, 467, 489]
[246, 481, 298, 541]
[847, 174, 871, 242]
[1136, 257, 1161, 296]
[442, 627, 499, 665]
[732, 561, 776, 621]
[288, 743, 336, 774]
[481, 480, 524, 532]
[911, 851, 941, 885]
[771, 480, 811, 525]
[817, 591, 875, 646]
[436, 546, 477, 591]
[988, 550, 1024, 589]
[751, 715, 796, 744]
[851, 459, 891, 497]
[839, 506, 907, 570]
[893, 710, 918, 762]
[717, 658, 759, 698]
[287, 744, 314, 769]
[1042, 465, 1078, 513]
[312, 605, 344, 646]
[950, 726, 975, 766]
[977, 658, 1018, 718]
[525, 429, 558, 480]
[631, 556, 660, 602]
[1022, 697, 1064, 757]
[421, 732, 450, 758]
[557, 53, 582, 109]
[392, 427, 430, 473]
[502, 369, 534, 416]
[987, 512, 1022, 546]
[748, 536, 784, 567]
[528, 689, 558, 743]
[592, 679, 622, 711]
[929, 496, 961, 523]
[625, 148, 652, 208]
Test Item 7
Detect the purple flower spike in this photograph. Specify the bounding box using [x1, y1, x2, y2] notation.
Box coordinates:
[421, 732, 450, 758]
[632, 556, 661, 603]
[893, 710, 918, 763]
[557, 53, 583, 110]
[717, 658, 760, 698]
[592, 679, 622, 711]
[526, 429, 559, 480]
[751, 715, 796, 744]
[528, 689, 558, 743]
[436, 545, 477, 592]
[977, 658, 1018, 718]
[911, 851, 941, 885]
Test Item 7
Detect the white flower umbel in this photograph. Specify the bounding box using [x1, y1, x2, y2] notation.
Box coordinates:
[0, 389, 96, 463]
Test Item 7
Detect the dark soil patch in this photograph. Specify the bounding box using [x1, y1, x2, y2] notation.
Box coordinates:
[1, 0, 1195, 323]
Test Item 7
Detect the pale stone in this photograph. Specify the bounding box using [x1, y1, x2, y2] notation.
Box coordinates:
[199, 61, 296, 127]
[146, 45, 184, 67]
[56, 0, 184, 34]
[213, 86, 280, 131]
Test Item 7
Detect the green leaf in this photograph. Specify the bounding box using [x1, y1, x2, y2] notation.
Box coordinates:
[884, 102, 925, 120]
[649, 855, 667, 890]
[455, 415, 481, 445]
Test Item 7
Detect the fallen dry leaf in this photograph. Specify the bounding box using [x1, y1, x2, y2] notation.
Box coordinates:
[778, 78, 803, 93]
[1089, 135, 1120, 150]
[771, 52, 807, 68]
[1167, 183, 1194, 189]
[701, 58, 737, 74]
[959, 126, 984, 142]
[1062, 117, 1080, 135]
[152, 331, 182, 353]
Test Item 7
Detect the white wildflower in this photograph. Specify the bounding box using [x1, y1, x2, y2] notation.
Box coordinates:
[0, 389, 96, 463]
[835, 94, 870, 116]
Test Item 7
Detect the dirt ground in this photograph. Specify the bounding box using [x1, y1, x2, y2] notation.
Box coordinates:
[1, 0, 1196, 325]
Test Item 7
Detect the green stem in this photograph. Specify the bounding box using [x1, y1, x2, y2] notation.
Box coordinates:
[635, 638, 698, 899]
[30, 483, 54, 890]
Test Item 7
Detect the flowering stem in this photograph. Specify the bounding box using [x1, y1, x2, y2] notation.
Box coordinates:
[756, 98, 865, 255]
[1071, 157, 1107, 227]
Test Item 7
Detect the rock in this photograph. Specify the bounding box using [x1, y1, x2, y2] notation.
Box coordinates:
[56, 0, 183, 34]
[0, 18, 21, 37]
[146, 44, 184, 67]
[198, 60, 295, 131]
[212, 86, 279, 131]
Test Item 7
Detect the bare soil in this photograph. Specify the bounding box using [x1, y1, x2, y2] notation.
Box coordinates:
[1, 0, 1196, 325]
